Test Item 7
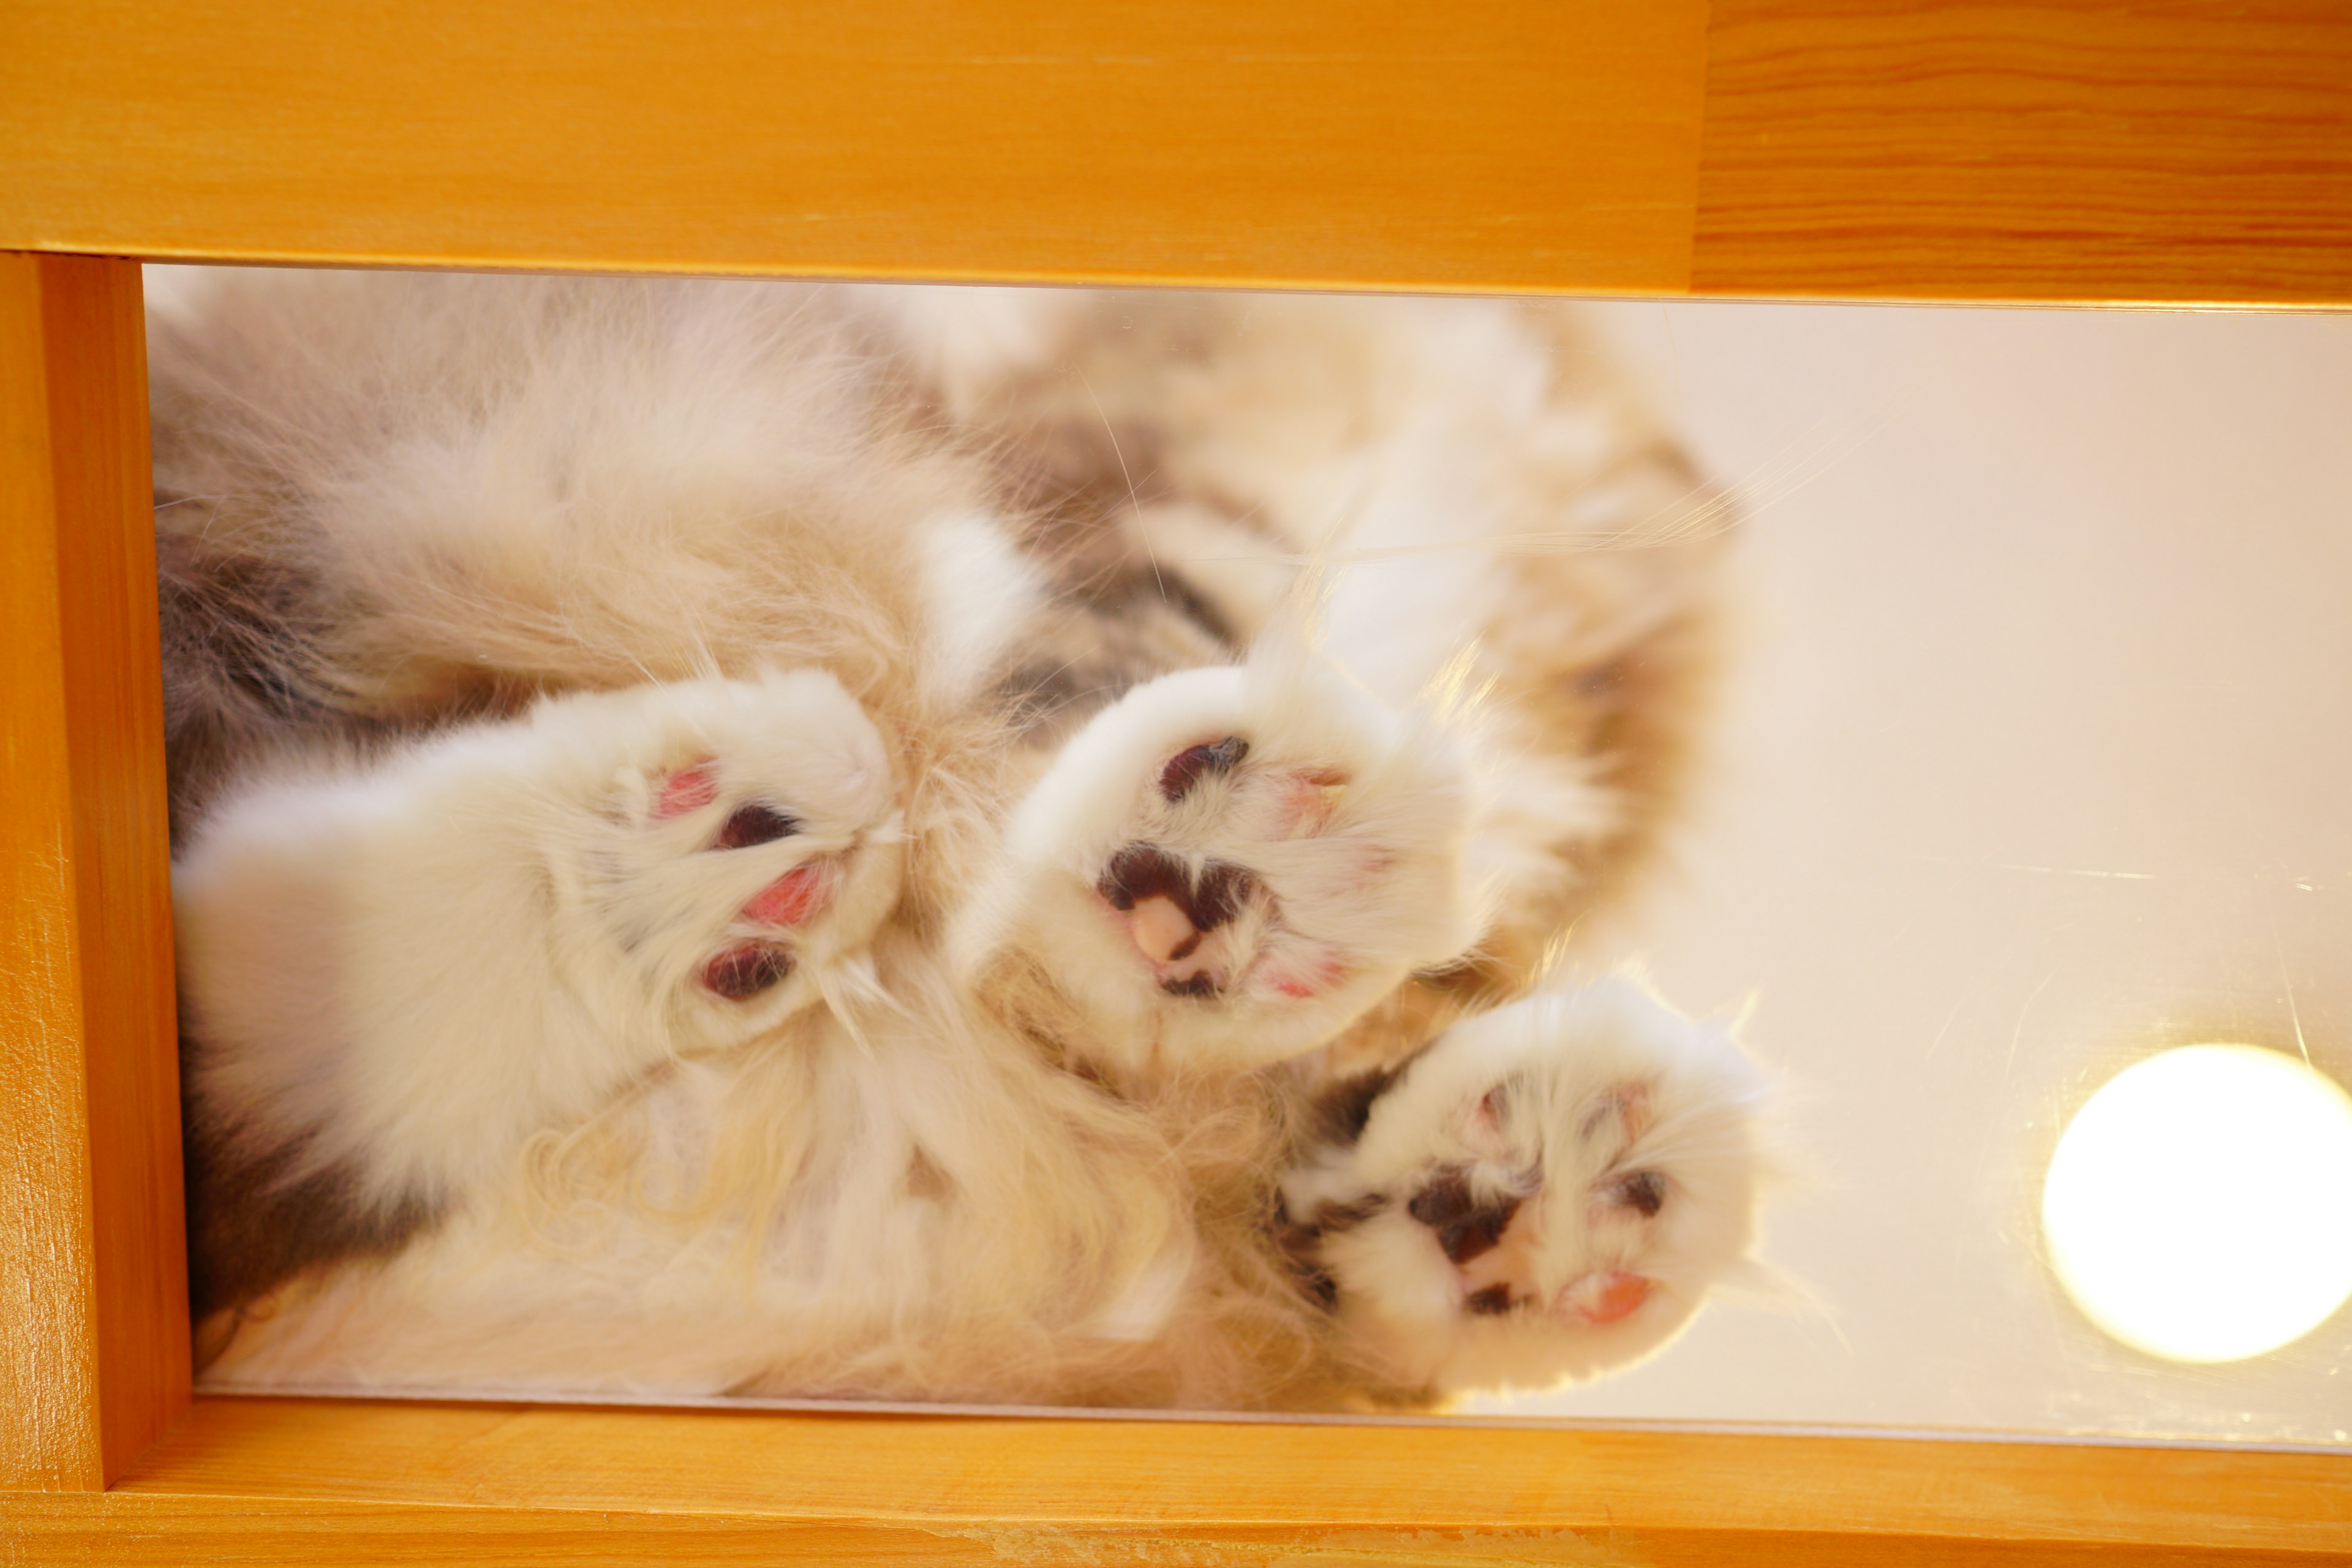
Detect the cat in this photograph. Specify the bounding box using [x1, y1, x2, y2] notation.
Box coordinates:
[151, 268, 1771, 1410]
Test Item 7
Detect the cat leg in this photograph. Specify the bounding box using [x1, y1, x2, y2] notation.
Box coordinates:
[965, 646, 1480, 1074]
[177, 668, 905, 1274]
[1280, 979, 1769, 1400]
[970, 295, 1723, 1038]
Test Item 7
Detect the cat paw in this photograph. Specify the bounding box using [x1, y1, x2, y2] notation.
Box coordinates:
[173, 667, 905, 1215]
[1280, 981, 1770, 1398]
[982, 652, 1479, 1071]
[536, 669, 905, 1050]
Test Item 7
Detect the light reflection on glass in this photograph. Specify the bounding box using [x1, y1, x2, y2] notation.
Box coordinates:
[2042, 1044, 2352, 1363]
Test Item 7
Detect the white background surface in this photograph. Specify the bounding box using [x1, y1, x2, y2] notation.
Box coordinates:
[1480, 302, 2352, 1444]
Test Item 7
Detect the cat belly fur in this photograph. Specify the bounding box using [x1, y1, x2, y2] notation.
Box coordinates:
[203, 935, 1301, 1407]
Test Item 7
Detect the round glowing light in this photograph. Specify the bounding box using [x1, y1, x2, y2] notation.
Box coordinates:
[2041, 1044, 2352, 1362]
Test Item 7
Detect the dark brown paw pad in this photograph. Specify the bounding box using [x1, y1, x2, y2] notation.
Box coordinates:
[1596, 1169, 1668, 1218]
[712, 802, 799, 849]
[1158, 735, 1250, 802]
[702, 942, 793, 1000]
[1465, 1283, 1518, 1316]
[1098, 843, 1260, 997]
[1406, 1167, 1525, 1265]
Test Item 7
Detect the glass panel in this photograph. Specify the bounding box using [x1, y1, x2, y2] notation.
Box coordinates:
[153, 268, 2352, 1442]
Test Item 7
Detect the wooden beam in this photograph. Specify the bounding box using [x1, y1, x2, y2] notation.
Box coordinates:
[0, 1, 1710, 296]
[3, 3, 2348, 303]
[0, 1397, 2340, 1564]
[0, 254, 186, 1490]
[1692, 0, 2352, 306]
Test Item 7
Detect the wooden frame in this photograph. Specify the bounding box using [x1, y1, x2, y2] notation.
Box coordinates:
[2, 2, 2347, 1561]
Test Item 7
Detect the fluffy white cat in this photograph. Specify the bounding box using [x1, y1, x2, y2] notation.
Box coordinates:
[153, 270, 1770, 1409]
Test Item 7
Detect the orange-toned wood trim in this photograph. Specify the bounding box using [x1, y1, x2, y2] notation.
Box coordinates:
[0, 1, 1710, 296]
[0, 254, 186, 1490]
[1692, 1, 2352, 306]
[0, 1396, 2337, 1564]
[4, 3, 2349, 304]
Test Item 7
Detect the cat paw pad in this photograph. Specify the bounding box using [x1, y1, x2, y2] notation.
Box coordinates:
[989, 658, 1477, 1071]
[1095, 746, 1370, 1006]
[635, 760, 850, 1004]
[1283, 981, 1769, 1398]
[545, 669, 904, 1045]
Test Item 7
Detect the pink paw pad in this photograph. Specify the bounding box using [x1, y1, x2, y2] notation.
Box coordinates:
[1097, 845, 1255, 998]
[1562, 1270, 1652, 1325]
[1275, 768, 1349, 837]
[1265, 946, 1346, 999]
[1581, 1083, 1654, 1145]
[654, 761, 720, 819]
[741, 863, 832, 927]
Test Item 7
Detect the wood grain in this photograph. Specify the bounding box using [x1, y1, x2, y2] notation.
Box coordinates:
[0, 254, 187, 1491]
[0, 1397, 2323, 1564]
[0, 0, 1709, 296]
[1693, 0, 2352, 304]
[4, 2, 2350, 302]
[6, 1496, 2341, 1568]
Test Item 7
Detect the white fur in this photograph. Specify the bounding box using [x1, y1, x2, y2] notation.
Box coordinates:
[859, 284, 1082, 418]
[178, 671, 902, 1210]
[914, 510, 1047, 702]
